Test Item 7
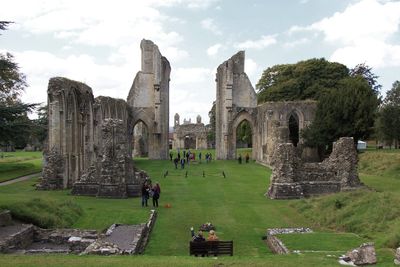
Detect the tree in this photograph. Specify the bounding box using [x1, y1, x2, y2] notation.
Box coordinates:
[302, 77, 379, 150]
[375, 81, 400, 148]
[256, 58, 348, 102]
[350, 63, 382, 95]
[257, 58, 380, 152]
[0, 21, 36, 148]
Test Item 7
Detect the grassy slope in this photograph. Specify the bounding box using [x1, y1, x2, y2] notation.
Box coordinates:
[0, 148, 398, 266]
[0, 151, 43, 182]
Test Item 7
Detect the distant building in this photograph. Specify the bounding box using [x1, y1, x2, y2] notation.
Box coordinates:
[172, 113, 208, 150]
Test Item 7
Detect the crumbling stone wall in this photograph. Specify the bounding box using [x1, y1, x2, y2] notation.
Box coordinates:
[172, 113, 208, 150]
[267, 137, 363, 199]
[215, 52, 317, 164]
[40, 40, 166, 197]
[127, 39, 170, 160]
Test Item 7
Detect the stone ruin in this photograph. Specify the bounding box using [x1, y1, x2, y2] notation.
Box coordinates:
[38, 39, 169, 197]
[267, 137, 363, 199]
[172, 113, 208, 150]
[215, 51, 318, 164]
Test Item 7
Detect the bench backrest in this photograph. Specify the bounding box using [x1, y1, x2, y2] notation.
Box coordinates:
[189, 241, 233, 256]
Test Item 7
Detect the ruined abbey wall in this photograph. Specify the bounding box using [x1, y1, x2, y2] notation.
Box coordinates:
[267, 137, 363, 199]
[215, 52, 317, 165]
[172, 114, 208, 150]
[39, 39, 169, 197]
[127, 40, 170, 160]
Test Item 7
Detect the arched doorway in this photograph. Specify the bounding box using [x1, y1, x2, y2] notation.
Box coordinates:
[132, 120, 149, 158]
[288, 113, 299, 147]
[184, 134, 196, 149]
[236, 120, 252, 148]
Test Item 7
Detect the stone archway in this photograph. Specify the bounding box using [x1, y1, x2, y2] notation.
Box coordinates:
[132, 120, 149, 158]
[231, 111, 255, 160]
[288, 113, 299, 147]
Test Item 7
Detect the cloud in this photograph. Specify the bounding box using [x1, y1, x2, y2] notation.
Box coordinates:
[287, 0, 400, 68]
[245, 58, 258, 76]
[283, 38, 310, 48]
[235, 35, 277, 50]
[207, 43, 223, 56]
[201, 18, 222, 35]
[172, 67, 213, 85]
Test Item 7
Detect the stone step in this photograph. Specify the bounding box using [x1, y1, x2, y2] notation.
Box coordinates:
[0, 224, 34, 252]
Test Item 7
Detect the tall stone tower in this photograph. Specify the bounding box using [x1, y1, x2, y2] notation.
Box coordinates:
[174, 113, 180, 127]
[127, 39, 171, 160]
[215, 51, 257, 159]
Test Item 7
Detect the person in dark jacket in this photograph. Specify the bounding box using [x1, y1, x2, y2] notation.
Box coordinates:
[152, 182, 161, 207]
[190, 227, 205, 242]
[141, 182, 149, 207]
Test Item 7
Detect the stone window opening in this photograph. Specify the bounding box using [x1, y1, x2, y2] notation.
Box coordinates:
[288, 113, 299, 147]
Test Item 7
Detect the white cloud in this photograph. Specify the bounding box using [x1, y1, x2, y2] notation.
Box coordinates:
[287, 0, 400, 68]
[245, 58, 258, 76]
[235, 35, 277, 50]
[283, 38, 310, 48]
[201, 18, 222, 35]
[310, 0, 400, 44]
[10, 50, 137, 105]
[172, 67, 213, 85]
[207, 43, 223, 56]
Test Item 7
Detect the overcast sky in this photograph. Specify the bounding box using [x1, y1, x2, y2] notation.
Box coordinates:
[1, 0, 400, 125]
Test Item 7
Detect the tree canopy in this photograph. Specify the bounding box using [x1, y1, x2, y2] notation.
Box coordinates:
[375, 81, 400, 148]
[256, 58, 380, 150]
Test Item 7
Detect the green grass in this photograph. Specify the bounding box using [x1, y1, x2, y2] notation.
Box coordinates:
[0, 148, 398, 266]
[278, 232, 365, 252]
[0, 151, 43, 182]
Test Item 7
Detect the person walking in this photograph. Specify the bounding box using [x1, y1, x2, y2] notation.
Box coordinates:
[245, 153, 250, 163]
[141, 181, 149, 207]
[180, 158, 185, 169]
[173, 157, 179, 169]
[152, 182, 161, 207]
[238, 154, 242, 164]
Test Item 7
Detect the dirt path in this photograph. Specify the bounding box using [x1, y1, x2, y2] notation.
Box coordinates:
[0, 173, 41, 186]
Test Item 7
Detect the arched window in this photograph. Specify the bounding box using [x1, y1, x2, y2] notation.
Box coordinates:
[288, 113, 299, 147]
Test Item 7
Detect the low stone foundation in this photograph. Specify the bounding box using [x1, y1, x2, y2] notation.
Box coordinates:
[265, 227, 313, 254]
[267, 137, 363, 199]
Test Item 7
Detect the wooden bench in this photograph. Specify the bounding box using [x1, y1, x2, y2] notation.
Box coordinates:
[189, 241, 233, 256]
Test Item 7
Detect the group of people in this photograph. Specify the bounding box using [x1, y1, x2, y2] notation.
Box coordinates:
[141, 178, 161, 207]
[190, 227, 219, 242]
[171, 150, 214, 169]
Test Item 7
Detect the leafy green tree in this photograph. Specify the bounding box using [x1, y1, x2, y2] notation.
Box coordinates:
[350, 63, 382, 95]
[375, 81, 400, 148]
[0, 21, 37, 148]
[302, 77, 379, 149]
[257, 58, 380, 151]
[256, 58, 348, 102]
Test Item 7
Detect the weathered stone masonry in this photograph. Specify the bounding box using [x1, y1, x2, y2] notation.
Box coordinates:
[39, 39, 169, 197]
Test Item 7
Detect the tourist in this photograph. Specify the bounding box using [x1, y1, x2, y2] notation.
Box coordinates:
[238, 154, 242, 164]
[190, 227, 206, 242]
[183, 150, 186, 159]
[199, 152, 202, 163]
[207, 230, 219, 241]
[178, 151, 181, 160]
[186, 150, 190, 165]
[169, 152, 173, 161]
[245, 153, 250, 163]
[141, 182, 149, 207]
[205, 153, 209, 163]
[173, 157, 179, 169]
[152, 182, 161, 207]
[180, 158, 185, 169]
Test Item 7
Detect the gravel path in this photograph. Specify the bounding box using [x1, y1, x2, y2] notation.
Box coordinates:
[0, 173, 41, 186]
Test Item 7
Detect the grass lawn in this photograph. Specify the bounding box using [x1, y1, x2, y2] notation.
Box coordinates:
[0, 151, 43, 183]
[0, 148, 398, 266]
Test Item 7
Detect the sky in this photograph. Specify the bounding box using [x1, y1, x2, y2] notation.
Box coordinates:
[1, 0, 400, 126]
